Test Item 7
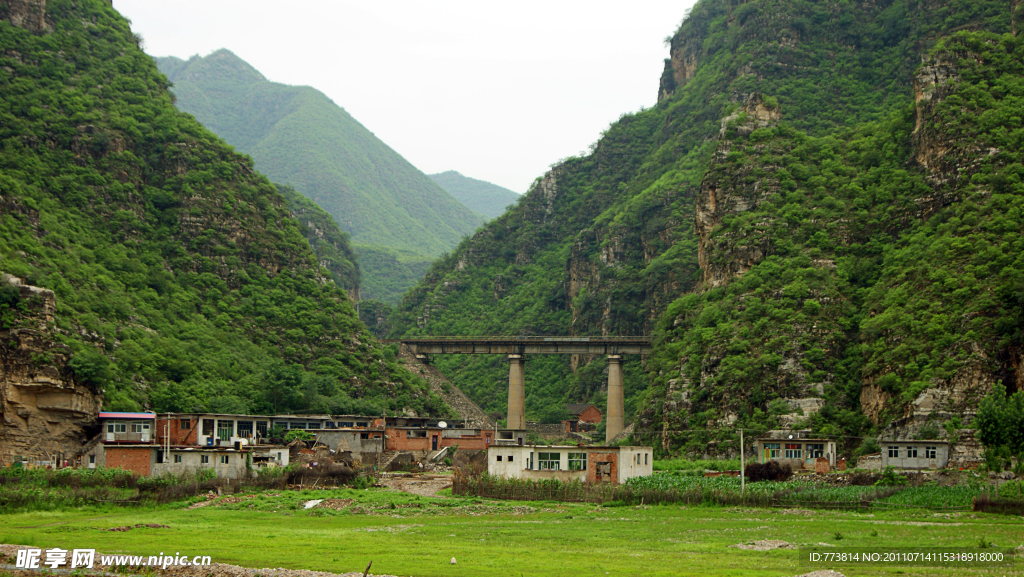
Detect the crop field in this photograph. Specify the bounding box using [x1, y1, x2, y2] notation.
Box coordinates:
[1, 486, 1022, 577]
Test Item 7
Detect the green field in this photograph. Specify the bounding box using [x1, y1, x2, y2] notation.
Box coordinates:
[2, 487, 1022, 577]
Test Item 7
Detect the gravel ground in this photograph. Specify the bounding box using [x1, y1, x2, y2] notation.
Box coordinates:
[378, 474, 451, 498]
[0, 545, 402, 577]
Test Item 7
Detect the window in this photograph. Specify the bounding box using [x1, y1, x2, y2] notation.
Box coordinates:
[496, 455, 502, 461]
[925, 446, 937, 459]
[888, 446, 899, 458]
[220, 455, 229, 464]
[307, 423, 320, 430]
[173, 454, 182, 463]
[906, 446, 918, 458]
[202, 419, 214, 436]
[764, 442, 781, 459]
[180, 419, 191, 429]
[645, 453, 648, 465]
[356, 422, 368, 427]
[107, 422, 127, 433]
[568, 452, 587, 471]
[409, 430, 427, 438]
[785, 444, 802, 459]
[508, 455, 514, 462]
[537, 452, 560, 470]
[201, 455, 210, 464]
[256, 421, 268, 438]
[277, 452, 282, 461]
[217, 420, 233, 441]
[89, 455, 95, 464]
[131, 422, 150, 433]
[806, 444, 825, 458]
[237, 421, 253, 438]
[360, 433, 369, 440]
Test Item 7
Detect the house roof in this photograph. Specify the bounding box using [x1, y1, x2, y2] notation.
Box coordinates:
[99, 412, 155, 419]
[566, 403, 599, 415]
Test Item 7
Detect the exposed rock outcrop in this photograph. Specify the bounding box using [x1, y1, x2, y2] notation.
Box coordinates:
[658, 35, 702, 102]
[398, 345, 494, 429]
[0, 274, 102, 465]
[0, 0, 48, 33]
[696, 93, 781, 290]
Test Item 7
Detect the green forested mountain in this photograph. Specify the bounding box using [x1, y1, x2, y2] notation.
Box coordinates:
[154, 50, 486, 303]
[392, 0, 1023, 454]
[0, 0, 448, 417]
[429, 171, 520, 218]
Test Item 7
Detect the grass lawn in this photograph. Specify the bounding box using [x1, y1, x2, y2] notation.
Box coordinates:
[1, 488, 1022, 577]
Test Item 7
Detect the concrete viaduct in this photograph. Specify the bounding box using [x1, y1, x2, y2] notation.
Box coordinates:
[391, 336, 651, 442]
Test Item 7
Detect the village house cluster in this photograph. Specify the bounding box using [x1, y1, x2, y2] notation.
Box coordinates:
[3, 406, 656, 486]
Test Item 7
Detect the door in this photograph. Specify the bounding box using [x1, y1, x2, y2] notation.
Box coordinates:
[432, 435, 439, 451]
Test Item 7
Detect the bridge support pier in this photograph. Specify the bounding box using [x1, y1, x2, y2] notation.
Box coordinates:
[606, 355, 624, 443]
[507, 354, 526, 429]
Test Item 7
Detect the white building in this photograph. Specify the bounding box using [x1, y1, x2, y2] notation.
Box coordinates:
[487, 445, 653, 484]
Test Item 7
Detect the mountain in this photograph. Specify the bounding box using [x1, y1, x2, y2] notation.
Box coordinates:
[391, 0, 1023, 455]
[0, 0, 449, 458]
[154, 50, 486, 303]
[429, 171, 520, 218]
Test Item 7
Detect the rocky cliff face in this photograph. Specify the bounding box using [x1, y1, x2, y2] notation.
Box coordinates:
[0, 274, 102, 465]
[0, 0, 48, 33]
[658, 35, 702, 102]
[695, 94, 781, 290]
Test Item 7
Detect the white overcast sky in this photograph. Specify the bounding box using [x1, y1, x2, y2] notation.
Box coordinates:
[115, 1, 696, 194]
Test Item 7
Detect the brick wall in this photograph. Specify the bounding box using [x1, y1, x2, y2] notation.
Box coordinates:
[105, 446, 152, 476]
[587, 451, 618, 484]
[579, 406, 602, 423]
[157, 417, 199, 445]
[385, 428, 437, 452]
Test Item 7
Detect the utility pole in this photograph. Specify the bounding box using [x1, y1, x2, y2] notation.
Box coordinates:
[740, 428, 745, 493]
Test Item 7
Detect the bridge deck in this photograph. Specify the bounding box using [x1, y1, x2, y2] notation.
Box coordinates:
[386, 336, 651, 355]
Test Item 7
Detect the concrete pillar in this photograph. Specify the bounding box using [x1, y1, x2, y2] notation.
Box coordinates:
[606, 355, 624, 443]
[507, 354, 526, 430]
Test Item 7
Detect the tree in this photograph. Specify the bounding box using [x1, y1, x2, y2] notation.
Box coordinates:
[975, 383, 1024, 474]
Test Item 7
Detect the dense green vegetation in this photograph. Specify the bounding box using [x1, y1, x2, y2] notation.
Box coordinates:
[277, 184, 359, 295]
[0, 0, 447, 416]
[155, 50, 486, 303]
[428, 170, 520, 218]
[643, 30, 1024, 454]
[391, 0, 1021, 448]
[976, 383, 1024, 473]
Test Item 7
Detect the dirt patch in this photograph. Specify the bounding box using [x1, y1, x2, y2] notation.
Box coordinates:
[380, 473, 452, 498]
[105, 524, 169, 532]
[793, 572, 845, 577]
[779, 508, 814, 516]
[315, 499, 355, 511]
[187, 494, 261, 510]
[729, 539, 794, 551]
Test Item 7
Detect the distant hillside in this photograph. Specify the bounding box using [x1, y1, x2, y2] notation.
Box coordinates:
[429, 171, 520, 218]
[391, 0, 1024, 455]
[0, 0, 449, 432]
[155, 50, 486, 302]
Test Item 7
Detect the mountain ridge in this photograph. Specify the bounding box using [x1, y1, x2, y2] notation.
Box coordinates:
[389, 0, 1022, 456]
[156, 49, 486, 302]
[429, 170, 520, 218]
